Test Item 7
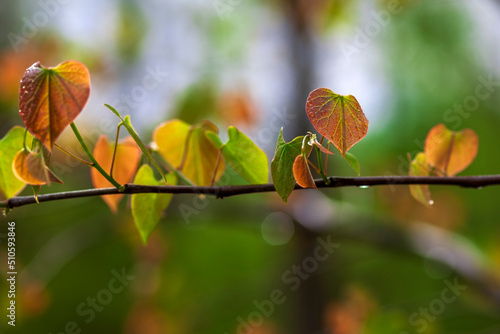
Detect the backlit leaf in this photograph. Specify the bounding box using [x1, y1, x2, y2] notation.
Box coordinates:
[305, 88, 368, 156]
[12, 149, 62, 186]
[344, 152, 361, 176]
[409, 152, 433, 207]
[206, 126, 268, 184]
[424, 124, 478, 176]
[19, 60, 90, 150]
[91, 135, 141, 213]
[0, 127, 33, 198]
[271, 128, 304, 203]
[153, 119, 225, 186]
[131, 165, 176, 245]
[292, 154, 317, 189]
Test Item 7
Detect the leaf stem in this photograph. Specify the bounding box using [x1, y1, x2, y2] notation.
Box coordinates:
[179, 127, 194, 171]
[70, 122, 121, 188]
[104, 104, 166, 179]
[110, 124, 122, 178]
[54, 143, 93, 166]
[211, 149, 223, 186]
[324, 142, 330, 173]
[315, 146, 330, 185]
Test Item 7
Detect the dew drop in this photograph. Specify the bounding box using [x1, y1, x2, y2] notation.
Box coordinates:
[359, 185, 370, 189]
[429, 200, 434, 205]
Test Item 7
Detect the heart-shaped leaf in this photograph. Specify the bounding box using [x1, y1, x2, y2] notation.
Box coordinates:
[206, 126, 268, 184]
[0, 127, 33, 198]
[305, 88, 368, 156]
[271, 128, 304, 203]
[153, 119, 225, 186]
[424, 124, 478, 176]
[19, 60, 90, 151]
[131, 165, 177, 245]
[409, 152, 433, 206]
[12, 149, 62, 186]
[91, 135, 141, 213]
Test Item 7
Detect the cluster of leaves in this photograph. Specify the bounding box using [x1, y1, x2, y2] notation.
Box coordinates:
[2, 61, 271, 243]
[409, 124, 478, 206]
[0, 60, 480, 244]
[271, 88, 368, 202]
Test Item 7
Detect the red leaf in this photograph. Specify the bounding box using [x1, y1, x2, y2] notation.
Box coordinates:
[19, 60, 90, 150]
[305, 88, 368, 156]
[292, 155, 317, 189]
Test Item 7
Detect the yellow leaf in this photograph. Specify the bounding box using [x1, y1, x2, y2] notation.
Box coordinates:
[12, 149, 62, 185]
[409, 152, 433, 206]
[153, 119, 225, 186]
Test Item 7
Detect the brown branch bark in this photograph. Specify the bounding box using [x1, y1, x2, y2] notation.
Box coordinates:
[2, 174, 500, 209]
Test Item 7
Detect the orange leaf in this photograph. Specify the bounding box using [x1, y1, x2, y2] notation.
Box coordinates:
[424, 124, 478, 176]
[91, 135, 141, 213]
[217, 91, 258, 127]
[306, 88, 368, 157]
[19, 60, 90, 151]
[292, 154, 317, 189]
[12, 150, 62, 185]
[409, 152, 433, 206]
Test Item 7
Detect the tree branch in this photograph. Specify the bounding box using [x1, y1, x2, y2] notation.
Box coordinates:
[2, 175, 500, 209]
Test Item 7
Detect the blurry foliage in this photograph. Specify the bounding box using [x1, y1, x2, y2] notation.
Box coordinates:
[1, 1, 500, 334]
[173, 79, 219, 124]
[116, 0, 148, 64]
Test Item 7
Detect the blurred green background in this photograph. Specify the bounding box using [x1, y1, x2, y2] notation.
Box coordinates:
[1, 0, 500, 333]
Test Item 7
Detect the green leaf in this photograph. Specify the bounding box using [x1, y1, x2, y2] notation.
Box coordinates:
[131, 165, 177, 245]
[271, 128, 304, 203]
[205, 131, 224, 149]
[0, 127, 33, 198]
[206, 126, 268, 184]
[19, 61, 90, 150]
[344, 152, 361, 176]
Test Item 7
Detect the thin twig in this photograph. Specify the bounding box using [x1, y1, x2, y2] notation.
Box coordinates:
[1, 175, 500, 209]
